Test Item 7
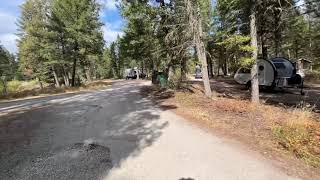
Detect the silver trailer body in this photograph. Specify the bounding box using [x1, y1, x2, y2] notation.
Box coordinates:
[124, 68, 136, 79]
[234, 59, 275, 86]
[234, 57, 304, 94]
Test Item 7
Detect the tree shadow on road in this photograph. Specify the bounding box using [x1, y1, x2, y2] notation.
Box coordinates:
[0, 81, 171, 180]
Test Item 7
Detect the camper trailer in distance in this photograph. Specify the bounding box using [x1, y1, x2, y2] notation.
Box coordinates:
[234, 57, 306, 94]
[124, 68, 147, 80]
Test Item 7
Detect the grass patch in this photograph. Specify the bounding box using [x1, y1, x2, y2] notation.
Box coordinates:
[0, 80, 42, 94]
[0, 80, 112, 100]
[271, 106, 320, 167]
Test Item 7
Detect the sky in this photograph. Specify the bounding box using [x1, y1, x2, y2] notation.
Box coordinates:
[0, 0, 124, 54]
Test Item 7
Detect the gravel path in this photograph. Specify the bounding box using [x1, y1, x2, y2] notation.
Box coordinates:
[0, 80, 300, 180]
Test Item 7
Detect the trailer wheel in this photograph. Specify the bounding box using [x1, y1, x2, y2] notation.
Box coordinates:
[300, 80, 305, 96]
[266, 83, 276, 91]
[245, 81, 251, 90]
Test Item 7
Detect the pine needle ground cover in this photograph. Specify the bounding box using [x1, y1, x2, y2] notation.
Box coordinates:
[143, 83, 320, 180]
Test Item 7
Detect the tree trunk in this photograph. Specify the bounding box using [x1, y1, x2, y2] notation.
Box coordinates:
[261, 38, 268, 59]
[189, 3, 212, 97]
[62, 66, 70, 86]
[217, 55, 220, 76]
[208, 55, 214, 78]
[37, 77, 43, 90]
[167, 64, 174, 82]
[85, 67, 92, 82]
[259, 1, 268, 59]
[71, 41, 79, 87]
[136, 68, 140, 80]
[224, 55, 229, 76]
[274, 9, 281, 57]
[52, 66, 60, 87]
[71, 57, 77, 87]
[295, 40, 298, 58]
[250, 3, 260, 103]
[181, 57, 187, 80]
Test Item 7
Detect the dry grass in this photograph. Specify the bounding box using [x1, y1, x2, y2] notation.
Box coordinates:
[172, 85, 320, 168]
[0, 80, 112, 100]
[305, 71, 320, 84]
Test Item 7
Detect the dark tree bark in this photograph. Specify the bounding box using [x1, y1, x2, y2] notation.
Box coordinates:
[208, 56, 214, 78]
[258, 0, 268, 59]
[181, 57, 187, 80]
[71, 42, 78, 87]
[71, 58, 77, 87]
[273, 8, 281, 57]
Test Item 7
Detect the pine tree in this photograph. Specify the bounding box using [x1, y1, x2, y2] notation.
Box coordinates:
[17, 0, 50, 88]
[47, 0, 104, 86]
[0, 44, 16, 95]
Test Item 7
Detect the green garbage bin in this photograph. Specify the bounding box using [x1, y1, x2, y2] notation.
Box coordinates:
[157, 74, 167, 88]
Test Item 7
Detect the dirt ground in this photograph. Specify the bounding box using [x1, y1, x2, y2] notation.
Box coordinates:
[142, 79, 320, 180]
[206, 78, 320, 112]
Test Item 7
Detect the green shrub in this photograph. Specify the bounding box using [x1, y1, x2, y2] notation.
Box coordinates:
[7, 80, 23, 92]
[3, 80, 40, 93]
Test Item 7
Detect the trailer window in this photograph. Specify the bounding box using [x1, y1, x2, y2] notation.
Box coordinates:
[239, 68, 251, 73]
[259, 65, 264, 71]
[274, 63, 286, 69]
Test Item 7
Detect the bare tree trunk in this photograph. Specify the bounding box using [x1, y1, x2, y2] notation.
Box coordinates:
[71, 58, 77, 87]
[71, 42, 79, 87]
[181, 57, 187, 80]
[85, 70, 92, 82]
[207, 54, 214, 78]
[85, 64, 92, 82]
[217, 56, 220, 76]
[167, 64, 174, 82]
[136, 68, 140, 80]
[224, 55, 229, 76]
[37, 77, 43, 90]
[295, 40, 298, 58]
[62, 66, 70, 87]
[188, 2, 212, 97]
[259, 0, 268, 59]
[250, 3, 260, 103]
[273, 9, 281, 57]
[52, 66, 60, 87]
[308, 14, 313, 71]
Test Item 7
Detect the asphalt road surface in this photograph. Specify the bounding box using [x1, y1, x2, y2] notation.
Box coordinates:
[0, 80, 300, 180]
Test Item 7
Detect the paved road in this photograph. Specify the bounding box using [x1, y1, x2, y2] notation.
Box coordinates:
[0, 81, 300, 180]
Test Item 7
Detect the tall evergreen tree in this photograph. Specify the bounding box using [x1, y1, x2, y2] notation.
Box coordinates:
[0, 44, 16, 95]
[50, 0, 104, 86]
[17, 0, 50, 88]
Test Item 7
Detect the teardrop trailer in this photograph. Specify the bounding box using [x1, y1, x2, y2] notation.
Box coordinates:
[234, 57, 307, 95]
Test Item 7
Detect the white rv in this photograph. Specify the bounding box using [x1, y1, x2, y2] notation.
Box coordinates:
[234, 57, 305, 94]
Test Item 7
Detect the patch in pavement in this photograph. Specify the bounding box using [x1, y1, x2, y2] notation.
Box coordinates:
[17, 143, 113, 180]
